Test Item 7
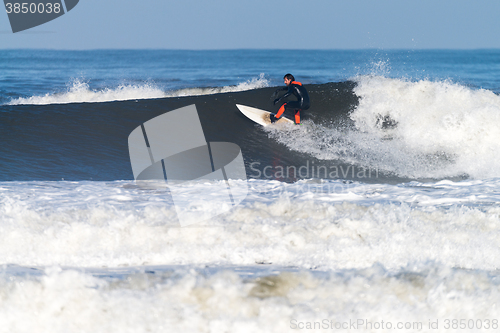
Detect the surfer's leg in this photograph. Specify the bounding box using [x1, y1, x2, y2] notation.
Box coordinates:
[276, 103, 287, 118]
[295, 109, 301, 124]
[278, 101, 300, 118]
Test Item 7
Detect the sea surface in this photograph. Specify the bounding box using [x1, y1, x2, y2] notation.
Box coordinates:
[1, 49, 500, 332]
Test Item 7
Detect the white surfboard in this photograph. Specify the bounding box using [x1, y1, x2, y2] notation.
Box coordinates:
[236, 104, 295, 127]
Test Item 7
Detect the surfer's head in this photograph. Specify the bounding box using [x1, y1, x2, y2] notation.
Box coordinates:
[284, 73, 295, 86]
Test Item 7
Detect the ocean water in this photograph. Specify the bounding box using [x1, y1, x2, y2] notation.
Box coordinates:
[1, 49, 500, 332]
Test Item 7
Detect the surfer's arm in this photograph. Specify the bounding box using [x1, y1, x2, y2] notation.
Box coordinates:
[273, 87, 292, 105]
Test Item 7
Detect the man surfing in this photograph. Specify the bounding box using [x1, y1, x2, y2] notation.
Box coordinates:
[271, 74, 310, 125]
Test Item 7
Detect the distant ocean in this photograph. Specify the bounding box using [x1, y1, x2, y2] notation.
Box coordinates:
[1, 49, 500, 332]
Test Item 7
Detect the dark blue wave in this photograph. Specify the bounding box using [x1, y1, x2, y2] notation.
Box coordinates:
[0, 82, 408, 183]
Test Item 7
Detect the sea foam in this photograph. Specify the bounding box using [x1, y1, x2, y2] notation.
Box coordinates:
[268, 76, 500, 179]
[1, 263, 499, 333]
[1, 179, 500, 269]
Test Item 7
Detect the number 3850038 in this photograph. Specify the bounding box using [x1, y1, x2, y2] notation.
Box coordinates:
[5, 3, 61, 14]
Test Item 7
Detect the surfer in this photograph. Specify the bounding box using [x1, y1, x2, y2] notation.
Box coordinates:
[271, 74, 310, 124]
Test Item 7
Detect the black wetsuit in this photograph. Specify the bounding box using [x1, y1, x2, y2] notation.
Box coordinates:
[275, 81, 310, 111]
[274, 81, 310, 123]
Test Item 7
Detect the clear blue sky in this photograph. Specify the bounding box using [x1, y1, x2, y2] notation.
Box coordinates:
[2, 0, 500, 49]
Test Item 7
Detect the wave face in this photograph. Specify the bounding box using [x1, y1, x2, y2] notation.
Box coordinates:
[1, 77, 500, 181]
[0, 81, 358, 181]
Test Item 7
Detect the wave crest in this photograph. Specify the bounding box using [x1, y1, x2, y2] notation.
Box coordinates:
[7, 74, 270, 105]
